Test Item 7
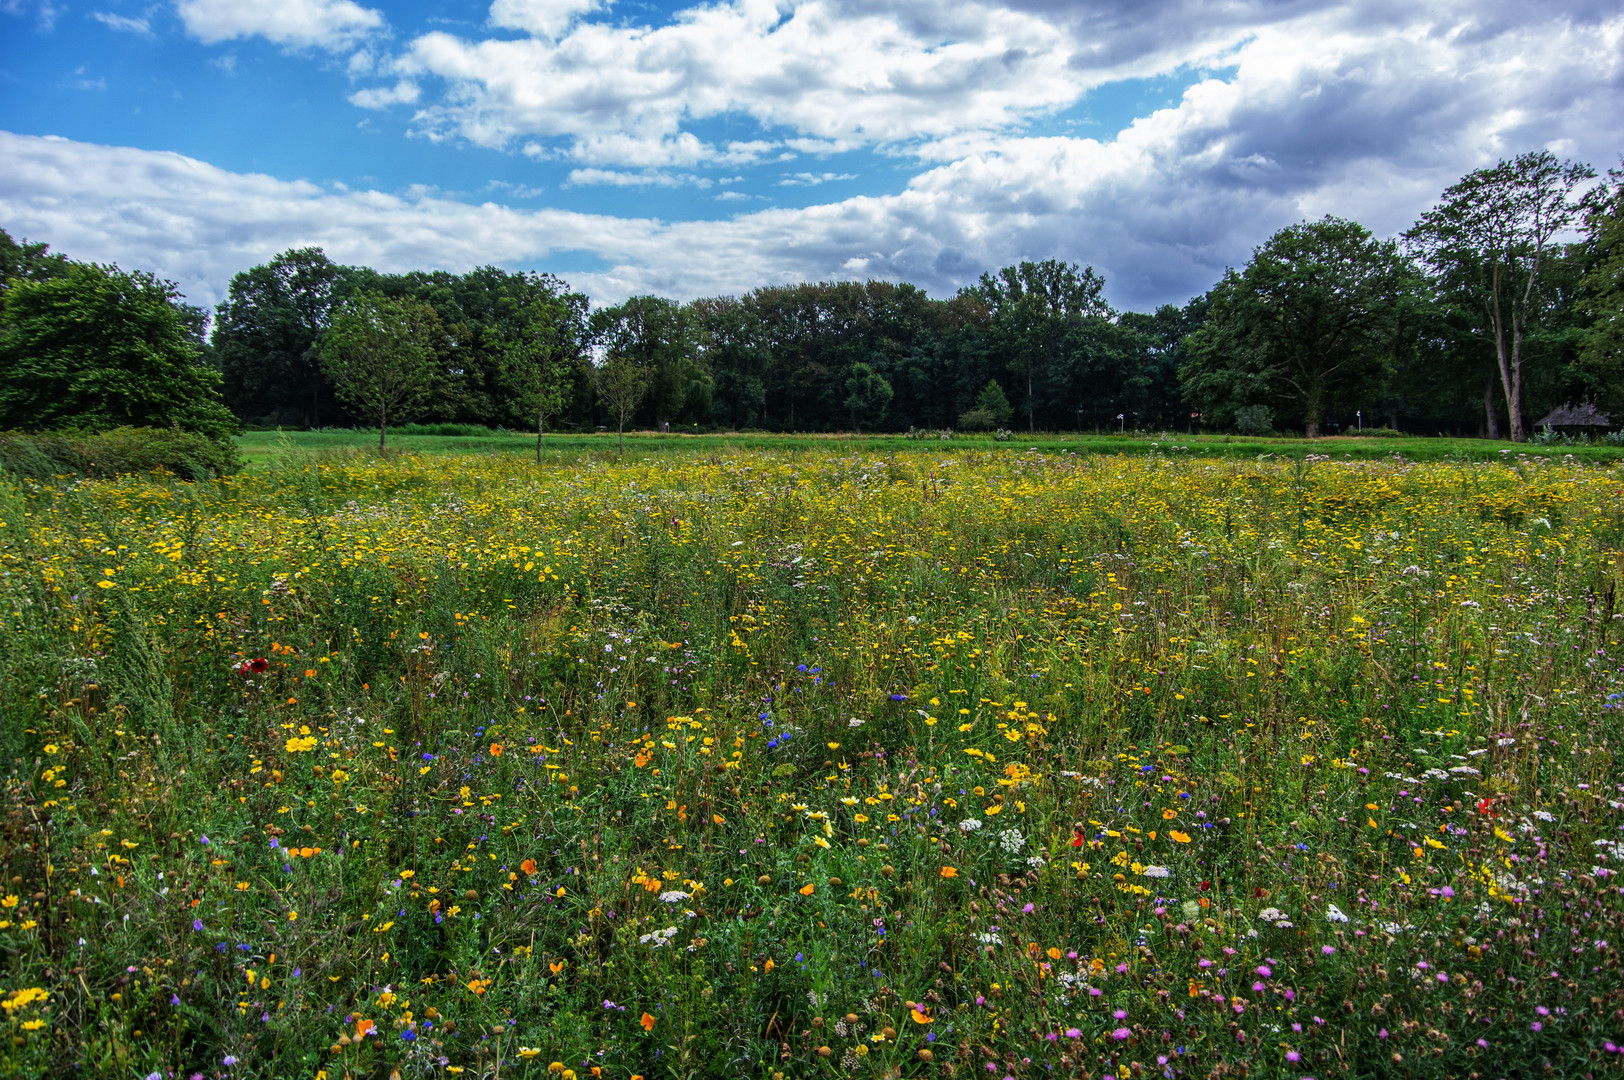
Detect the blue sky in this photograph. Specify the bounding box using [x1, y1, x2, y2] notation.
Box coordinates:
[2, 0, 1620, 312]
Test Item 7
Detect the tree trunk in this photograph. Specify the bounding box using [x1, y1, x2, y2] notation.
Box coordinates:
[1028, 368, 1035, 434]
[537, 397, 544, 465]
[379, 405, 387, 454]
[1483, 377, 1501, 440]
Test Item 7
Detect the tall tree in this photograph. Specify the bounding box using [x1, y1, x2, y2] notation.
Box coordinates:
[590, 297, 705, 429]
[1576, 162, 1624, 401]
[0, 228, 70, 294]
[319, 292, 445, 453]
[965, 260, 1111, 432]
[0, 260, 237, 437]
[214, 247, 347, 426]
[843, 362, 893, 431]
[1405, 151, 1595, 442]
[1180, 217, 1416, 437]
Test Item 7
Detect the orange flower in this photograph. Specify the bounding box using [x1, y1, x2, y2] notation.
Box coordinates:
[356, 1018, 376, 1038]
[763, 957, 775, 973]
[799, 883, 815, 896]
[712, 813, 725, 825]
[490, 743, 503, 757]
[549, 959, 566, 975]
[520, 859, 537, 875]
[910, 1007, 933, 1024]
[640, 1012, 656, 1032]
[1169, 830, 1191, 844]
[940, 866, 959, 878]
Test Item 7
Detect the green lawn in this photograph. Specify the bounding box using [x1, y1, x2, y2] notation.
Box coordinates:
[235, 426, 1624, 468]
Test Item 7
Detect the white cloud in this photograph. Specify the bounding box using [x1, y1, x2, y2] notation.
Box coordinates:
[488, 0, 602, 38]
[376, 0, 1093, 167]
[564, 168, 713, 189]
[4, 2, 1621, 311]
[176, 0, 385, 50]
[349, 80, 421, 109]
[93, 11, 152, 34]
[779, 172, 858, 186]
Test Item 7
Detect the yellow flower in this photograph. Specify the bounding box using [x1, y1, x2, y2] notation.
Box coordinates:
[42, 744, 58, 755]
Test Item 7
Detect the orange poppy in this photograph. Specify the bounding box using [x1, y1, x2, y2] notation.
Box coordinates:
[520, 859, 537, 875]
[640, 1012, 656, 1032]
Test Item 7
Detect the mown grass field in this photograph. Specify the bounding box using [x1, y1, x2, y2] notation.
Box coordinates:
[233, 428, 1624, 470]
[3, 444, 1623, 1079]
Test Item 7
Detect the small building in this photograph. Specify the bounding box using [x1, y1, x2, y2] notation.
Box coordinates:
[1535, 402, 1612, 431]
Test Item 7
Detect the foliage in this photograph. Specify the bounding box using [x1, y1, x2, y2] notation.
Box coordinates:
[507, 287, 590, 461]
[0, 426, 244, 481]
[0, 260, 237, 439]
[1405, 151, 1597, 442]
[958, 379, 1013, 431]
[0, 228, 71, 294]
[842, 362, 894, 431]
[1232, 404, 1273, 436]
[4, 446, 1624, 1078]
[1180, 217, 1416, 437]
[591, 351, 654, 453]
[1577, 162, 1624, 396]
[320, 292, 446, 453]
[213, 247, 349, 428]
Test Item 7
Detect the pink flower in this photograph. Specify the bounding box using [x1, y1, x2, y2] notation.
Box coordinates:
[1065, 1029, 1082, 1039]
[1321, 945, 1336, 955]
[1112, 1028, 1131, 1041]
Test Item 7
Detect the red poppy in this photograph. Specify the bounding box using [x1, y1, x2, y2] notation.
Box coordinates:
[1254, 887, 1268, 899]
[241, 658, 268, 675]
[1200, 880, 1212, 892]
[1476, 798, 1496, 817]
[1070, 828, 1086, 848]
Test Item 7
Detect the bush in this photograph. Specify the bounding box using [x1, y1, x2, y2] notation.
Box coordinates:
[1347, 426, 1403, 438]
[0, 427, 244, 482]
[1234, 404, 1274, 436]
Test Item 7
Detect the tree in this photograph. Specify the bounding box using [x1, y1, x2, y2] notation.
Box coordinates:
[958, 378, 1012, 430]
[0, 260, 237, 437]
[506, 288, 589, 462]
[1405, 151, 1596, 442]
[1577, 162, 1624, 397]
[214, 247, 348, 427]
[0, 228, 70, 294]
[1180, 217, 1415, 437]
[843, 362, 893, 431]
[591, 351, 653, 453]
[965, 260, 1112, 432]
[590, 297, 706, 429]
[319, 292, 445, 453]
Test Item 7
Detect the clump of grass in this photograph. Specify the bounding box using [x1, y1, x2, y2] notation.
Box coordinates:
[2, 449, 1622, 1078]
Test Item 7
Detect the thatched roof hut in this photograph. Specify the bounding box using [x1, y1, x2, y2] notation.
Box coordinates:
[1535, 402, 1612, 429]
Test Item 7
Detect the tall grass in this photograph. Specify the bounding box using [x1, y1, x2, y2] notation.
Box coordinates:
[1, 447, 1621, 1078]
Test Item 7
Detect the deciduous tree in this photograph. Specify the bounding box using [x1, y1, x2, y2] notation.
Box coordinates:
[319, 292, 444, 453]
[1405, 151, 1595, 441]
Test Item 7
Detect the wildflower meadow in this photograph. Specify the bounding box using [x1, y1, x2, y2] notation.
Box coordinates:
[2, 444, 1623, 1080]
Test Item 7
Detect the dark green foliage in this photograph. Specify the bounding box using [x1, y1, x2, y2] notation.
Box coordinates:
[0, 260, 239, 438]
[320, 291, 446, 453]
[959, 378, 1013, 430]
[1180, 217, 1417, 437]
[0, 426, 244, 481]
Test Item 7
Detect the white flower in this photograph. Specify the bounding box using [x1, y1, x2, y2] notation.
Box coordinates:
[848, 717, 865, 728]
[638, 926, 679, 947]
[1326, 903, 1349, 923]
[1141, 865, 1170, 879]
[1450, 765, 1481, 777]
[1533, 810, 1554, 822]
[999, 828, 1026, 854]
[658, 890, 691, 904]
[959, 818, 983, 832]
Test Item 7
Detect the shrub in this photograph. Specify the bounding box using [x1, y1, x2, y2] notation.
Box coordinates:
[1347, 426, 1403, 438]
[1234, 404, 1274, 436]
[0, 427, 244, 482]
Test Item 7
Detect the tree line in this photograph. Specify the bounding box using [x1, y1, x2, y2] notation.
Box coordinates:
[3, 150, 1621, 445]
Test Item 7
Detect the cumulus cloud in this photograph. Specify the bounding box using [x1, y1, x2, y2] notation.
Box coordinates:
[4, 1, 1621, 311]
[379, 0, 1091, 167]
[488, 0, 602, 38]
[176, 0, 385, 50]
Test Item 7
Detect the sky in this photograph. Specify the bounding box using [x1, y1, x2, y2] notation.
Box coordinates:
[1, 0, 1621, 315]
